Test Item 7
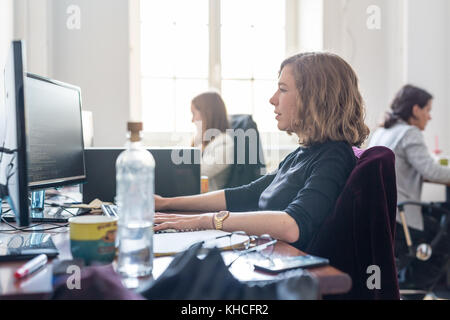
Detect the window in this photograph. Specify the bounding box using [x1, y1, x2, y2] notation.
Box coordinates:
[220, 0, 285, 132]
[141, 0, 209, 133]
[140, 0, 322, 133]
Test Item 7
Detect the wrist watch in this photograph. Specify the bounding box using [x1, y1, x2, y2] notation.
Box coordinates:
[214, 211, 230, 230]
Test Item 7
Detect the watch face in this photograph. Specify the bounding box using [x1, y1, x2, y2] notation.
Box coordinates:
[217, 211, 228, 219]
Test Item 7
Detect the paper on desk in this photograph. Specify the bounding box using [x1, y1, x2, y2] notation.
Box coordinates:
[154, 230, 249, 257]
[69, 199, 110, 209]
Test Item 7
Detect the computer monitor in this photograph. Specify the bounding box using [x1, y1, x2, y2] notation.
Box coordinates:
[25, 73, 86, 190]
[82, 147, 201, 204]
[1, 41, 87, 225]
[0, 40, 30, 227]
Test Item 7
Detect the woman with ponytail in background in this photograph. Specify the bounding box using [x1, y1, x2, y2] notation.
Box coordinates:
[190, 91, 234, 191]
[369, 85, 450, 256]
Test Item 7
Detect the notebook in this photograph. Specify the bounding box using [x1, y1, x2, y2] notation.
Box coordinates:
[154, 230, 249, 257]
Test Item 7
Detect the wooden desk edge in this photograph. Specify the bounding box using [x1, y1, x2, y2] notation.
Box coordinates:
[0, 224, 352, 298]
[271, 242, 351, 295]
[311, 266, 352, 295]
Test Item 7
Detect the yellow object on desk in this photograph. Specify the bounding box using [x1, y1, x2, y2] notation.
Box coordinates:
[69, 198, 105, 209]
[69, 198, 114, 215]
[201, 176, 209, 193]
[69, 215, 118, 265]
[439, 157, 449, 166]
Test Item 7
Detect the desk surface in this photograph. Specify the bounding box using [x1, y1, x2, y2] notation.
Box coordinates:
[0, 223, 352, 299]
[423, 179, 450, 187]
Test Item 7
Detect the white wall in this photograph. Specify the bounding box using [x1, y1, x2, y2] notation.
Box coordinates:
[323, 0, 405, 137]
[49, 0, 130, 147]
[406, 0, 450, 152]
[0, 0, 14, 111]
[323, 0, 450, 201]
[13, 0, 51, 77]
[14, 0, 131, 147]
[406, 0, 450, 201]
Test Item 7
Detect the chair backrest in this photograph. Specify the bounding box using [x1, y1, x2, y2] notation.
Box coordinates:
[225, 114, 266, 188]
[307, 146, 400, 300]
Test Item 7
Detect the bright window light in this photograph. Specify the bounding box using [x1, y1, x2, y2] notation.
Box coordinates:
[141, 0, 209, 132]
[140, 0, 322, 134]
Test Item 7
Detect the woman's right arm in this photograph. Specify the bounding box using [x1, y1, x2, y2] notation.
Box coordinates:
[156, 172, 277, 213]
[155, 190, 227, 212]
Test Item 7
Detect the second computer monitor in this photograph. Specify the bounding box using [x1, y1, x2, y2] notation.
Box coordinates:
[25, 73, 86, 190]
[82, 148, 201, 204]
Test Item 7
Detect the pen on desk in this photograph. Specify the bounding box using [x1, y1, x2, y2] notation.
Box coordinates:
[14, 254, 48, 279]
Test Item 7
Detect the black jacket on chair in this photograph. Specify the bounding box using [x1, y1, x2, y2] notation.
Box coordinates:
[307, 146, 400, 300]
[225, 114, 266, 188]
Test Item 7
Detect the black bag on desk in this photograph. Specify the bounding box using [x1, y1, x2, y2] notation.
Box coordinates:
[140, 242, 319, 300]
[50, 243, 318, 300]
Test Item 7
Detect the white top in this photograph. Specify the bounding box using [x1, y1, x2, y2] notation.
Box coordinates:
[198, 132, 234, 191]
[369, 121, 450, 230]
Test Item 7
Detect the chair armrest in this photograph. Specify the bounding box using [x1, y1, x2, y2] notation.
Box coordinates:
[397, 200, 450, 255]
[397, 201, 450, 215]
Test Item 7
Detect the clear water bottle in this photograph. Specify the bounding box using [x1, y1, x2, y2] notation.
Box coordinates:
[116, 122, 155, 278]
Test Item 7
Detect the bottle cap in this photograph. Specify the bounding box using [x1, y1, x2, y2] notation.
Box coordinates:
[127, 122, 142, 142]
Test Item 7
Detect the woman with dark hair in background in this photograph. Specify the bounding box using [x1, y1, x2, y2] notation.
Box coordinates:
[369, 85, 450, 258]
[191, 91, 234, 191]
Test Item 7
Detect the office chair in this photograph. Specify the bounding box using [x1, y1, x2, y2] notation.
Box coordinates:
[225, 114, 266, 188]
[396, 201, 450, 299]
[307, 146, 400, 300]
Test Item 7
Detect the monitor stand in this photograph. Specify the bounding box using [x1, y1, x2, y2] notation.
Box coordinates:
[31, 190, 45, 211]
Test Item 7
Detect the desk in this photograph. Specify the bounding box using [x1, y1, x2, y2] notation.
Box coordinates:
[423, 179, 450, 203]
[0, 223, 352, 299]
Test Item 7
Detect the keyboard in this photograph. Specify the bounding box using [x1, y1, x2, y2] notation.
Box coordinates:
[101, 204, 178, 233]
[101, 204, 118, 218]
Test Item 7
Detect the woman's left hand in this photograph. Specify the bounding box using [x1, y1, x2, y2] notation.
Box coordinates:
[154, 212, 214, 232]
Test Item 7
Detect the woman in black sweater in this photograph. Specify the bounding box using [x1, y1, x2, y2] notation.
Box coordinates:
[154, 52, 370, 250]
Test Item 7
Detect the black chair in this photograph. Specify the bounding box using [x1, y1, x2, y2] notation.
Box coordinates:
[225, 114, 266, 188]
[396, 201, 450, 299]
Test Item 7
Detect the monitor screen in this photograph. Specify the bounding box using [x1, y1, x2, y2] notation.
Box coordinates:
[82, 148, 201, 204]
[0, 41, 29, 226]
[25, 73, 86, 189]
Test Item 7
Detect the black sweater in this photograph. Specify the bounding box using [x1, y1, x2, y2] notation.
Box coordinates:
[224, 141, 356, 250]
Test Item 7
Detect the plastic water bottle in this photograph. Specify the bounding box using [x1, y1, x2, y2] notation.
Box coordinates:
[116, 122, 155, 278]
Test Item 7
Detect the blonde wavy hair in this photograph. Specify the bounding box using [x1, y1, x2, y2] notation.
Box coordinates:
[281, 52, 369, 147]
